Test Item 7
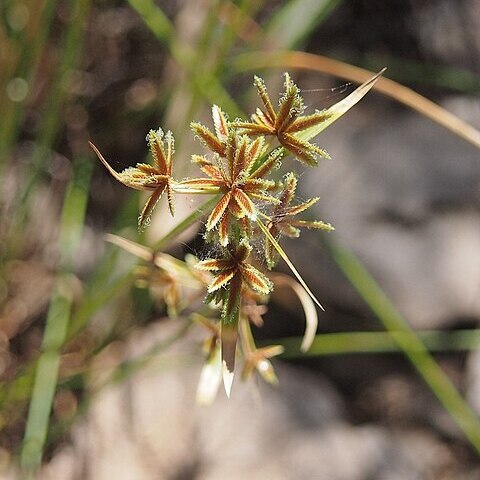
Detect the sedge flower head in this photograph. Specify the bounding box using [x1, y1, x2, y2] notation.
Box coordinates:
[234, 73, 333, 166]
[180, 106, 280, 246]
[265, 172, 334, 269]
[89, 128, 175, 229]
[196, 239, 273, 297]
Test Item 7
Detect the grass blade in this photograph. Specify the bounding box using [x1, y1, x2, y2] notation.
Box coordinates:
[275, 329, 480, 357]
[18, 0, 91, 213]
[256, 217, 324, 312]
[298, 68, 386, 141]
[0, 0, 58, 167]
[329, 240, 480, 454]
[20, 158, 92, 474]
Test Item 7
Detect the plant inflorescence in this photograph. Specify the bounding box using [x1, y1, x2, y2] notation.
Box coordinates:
[90, 72, 380, 401]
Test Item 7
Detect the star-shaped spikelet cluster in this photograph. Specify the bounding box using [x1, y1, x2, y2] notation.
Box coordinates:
[180, 106, 281, 245]
[91, 70, 383, 399]
[90, 128, 175, 229]
[234, 73, 332, 166]
[265, 172, 334, 269]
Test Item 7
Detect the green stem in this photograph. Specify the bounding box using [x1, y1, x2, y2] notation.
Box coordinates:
[275, 329, 480, 357]
[256, 217, 324, 311]
[20, 158, 92, 475]
[329, 240, 480, 454]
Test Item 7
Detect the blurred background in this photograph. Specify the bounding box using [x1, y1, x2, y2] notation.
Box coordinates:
[1, 0, 480, 478]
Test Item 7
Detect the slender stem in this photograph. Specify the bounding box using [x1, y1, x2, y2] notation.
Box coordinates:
[0, 0, 58, 167]
[20, 158, 92, 475]
[239, 314, 256, 354]
[329, 240, 480, 454]
[275, 329, 480, 357]
[256, 217, 324, 311]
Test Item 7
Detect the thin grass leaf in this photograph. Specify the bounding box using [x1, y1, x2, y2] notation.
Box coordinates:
[329, 240, 480, 455]
[297, 68, 386, 141]
[274, 330, 480, 358]
[363, 53, 480, 94]
[256, 218, 324, 311]
[0, 0, 58, 167]
[128, 0, 243, 118]
[105, 234, 153, 262]
[17, 0, 92, 213]
[105, 234, 197, 288]
[20, 284, 74, 473]
[21, 157, 92, 473]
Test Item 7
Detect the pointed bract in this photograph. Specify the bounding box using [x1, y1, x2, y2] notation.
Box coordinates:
[264, 173, 333, 268]
[90, 131, 176, 230]
[234, 73, 332, 166]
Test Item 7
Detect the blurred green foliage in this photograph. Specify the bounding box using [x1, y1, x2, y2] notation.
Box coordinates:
[1, 1, 480, 476]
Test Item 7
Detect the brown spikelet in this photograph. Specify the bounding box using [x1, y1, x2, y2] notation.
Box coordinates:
[206, 192, 231, 230]
[240, 264, 273, 295]
[191, 122, 226, 157]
